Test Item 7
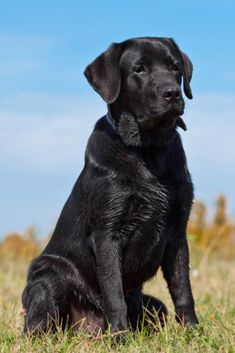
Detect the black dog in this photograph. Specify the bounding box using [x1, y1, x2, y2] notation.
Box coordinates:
[22, 37, 198, 335]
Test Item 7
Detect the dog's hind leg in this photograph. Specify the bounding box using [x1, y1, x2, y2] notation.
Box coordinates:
[22, 256, 71, 334]
[22, 274, 69, 334]
[141, 294, 168, 328]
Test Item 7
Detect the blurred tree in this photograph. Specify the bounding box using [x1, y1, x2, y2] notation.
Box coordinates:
[0, 230, 40, 261]
[188, 201, 207, 243]
[213, 195, 227, 228]
[188, 194, 235, 257]
[1, 195, 234, 260]
[25, 226, 38, 242]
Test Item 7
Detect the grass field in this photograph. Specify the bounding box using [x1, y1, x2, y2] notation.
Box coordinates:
[0, 249, 234, 353]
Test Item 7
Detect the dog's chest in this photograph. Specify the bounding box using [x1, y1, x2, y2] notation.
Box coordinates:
[122, 142, 191, 225]
[120, 149, 179, 243]
[121, 141, 193, 287]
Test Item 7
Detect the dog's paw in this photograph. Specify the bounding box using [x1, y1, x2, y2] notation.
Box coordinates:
[109, 321, 128, 344]
[175, 310, 199, 326]
[105, 314, 128, 336]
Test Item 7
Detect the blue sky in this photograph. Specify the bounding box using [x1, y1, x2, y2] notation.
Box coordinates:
[0, 0, 235, 238]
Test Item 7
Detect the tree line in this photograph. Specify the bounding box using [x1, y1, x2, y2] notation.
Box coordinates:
[1, 194, 234, 261]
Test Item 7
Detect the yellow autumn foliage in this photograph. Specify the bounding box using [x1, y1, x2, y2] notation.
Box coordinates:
[0, 195, 234, 260]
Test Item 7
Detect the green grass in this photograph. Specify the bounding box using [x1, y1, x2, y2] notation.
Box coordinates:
[0, 251, 234, 353]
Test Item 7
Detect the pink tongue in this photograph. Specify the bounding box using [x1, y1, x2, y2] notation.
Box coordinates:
[176, 117, 187, 131]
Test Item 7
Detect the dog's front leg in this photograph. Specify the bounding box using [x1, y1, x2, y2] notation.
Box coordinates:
[161, 236, 198, 325]
[95, 237, 128, 334]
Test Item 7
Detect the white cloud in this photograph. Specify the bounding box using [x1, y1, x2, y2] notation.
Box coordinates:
[181, 93, 235, 212]
[0, 93, 106, 173]
[183, 93, 235, 169]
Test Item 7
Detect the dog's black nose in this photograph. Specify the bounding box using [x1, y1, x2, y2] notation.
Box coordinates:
[161, 86, 181, 102]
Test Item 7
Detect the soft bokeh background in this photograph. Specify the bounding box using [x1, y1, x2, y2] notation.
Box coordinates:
[0, 0, 235, 237]
[0, 3, 235, 352]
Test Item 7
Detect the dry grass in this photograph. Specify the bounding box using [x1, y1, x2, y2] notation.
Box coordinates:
[0, 248, 235, 353]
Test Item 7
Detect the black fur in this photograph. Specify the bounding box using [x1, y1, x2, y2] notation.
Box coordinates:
[22, 37, 198, 335]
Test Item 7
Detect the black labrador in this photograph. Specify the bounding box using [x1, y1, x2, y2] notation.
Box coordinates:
[22, 37, 198, 335]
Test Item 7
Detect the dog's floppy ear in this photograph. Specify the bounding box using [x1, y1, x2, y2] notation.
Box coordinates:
[84, 43, 122, 104]
[167, 38, 193, 99]
[180, 51, 193, 99]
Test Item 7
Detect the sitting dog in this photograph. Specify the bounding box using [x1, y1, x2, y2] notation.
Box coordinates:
[22, 37, 199, 335]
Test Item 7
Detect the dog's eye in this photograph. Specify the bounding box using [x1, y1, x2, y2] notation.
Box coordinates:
[172, 63, 179, 72]
[132, 65, 145, 74]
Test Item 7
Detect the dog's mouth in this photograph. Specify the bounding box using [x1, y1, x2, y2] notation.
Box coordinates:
[142, 108, 187, 131]
[156, 111, 187, 131]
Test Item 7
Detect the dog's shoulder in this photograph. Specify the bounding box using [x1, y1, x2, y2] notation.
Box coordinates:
[85, 116, 141, 175]
[86, 116, 119, 159]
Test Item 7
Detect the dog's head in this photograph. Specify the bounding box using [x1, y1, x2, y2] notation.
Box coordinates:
[84, 37, 193, 136]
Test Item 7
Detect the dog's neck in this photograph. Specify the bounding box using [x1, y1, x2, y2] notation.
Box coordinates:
[107, 105, 179, 148]
[106, 110, 116, 130]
